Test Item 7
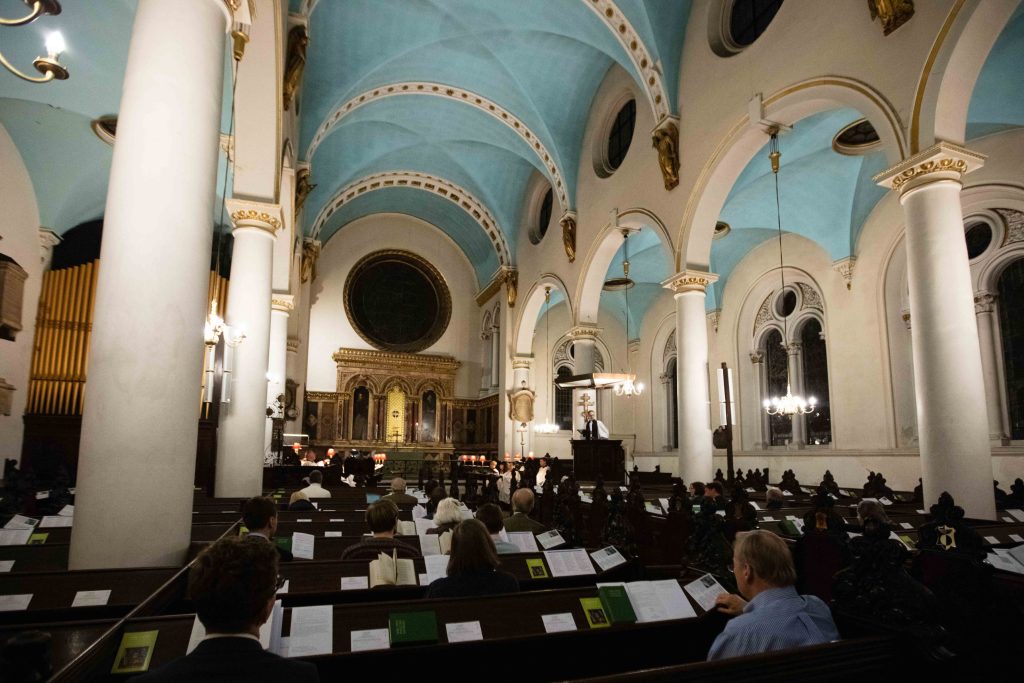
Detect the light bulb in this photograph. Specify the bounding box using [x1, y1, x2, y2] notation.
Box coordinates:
[45, 32, 66, 58]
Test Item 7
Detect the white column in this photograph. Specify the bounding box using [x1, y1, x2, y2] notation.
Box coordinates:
[264, 295, 292, 456]
[750, 351, 768, 449]
[974, 291, 1009, 445]
[480, 331, 492, 394]
[786, 342, 806, 448]
[512, 355, 532, 454]
[490, 325, 501, 388]
[216, 201, 282, 497]
[70, 0, 228, 569]
[663, 270, 718, 484]
[876, 143, 995, 519]
[570, 324, 600, 432]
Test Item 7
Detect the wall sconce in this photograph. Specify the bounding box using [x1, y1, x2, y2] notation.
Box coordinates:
[1, 2, 69, 83]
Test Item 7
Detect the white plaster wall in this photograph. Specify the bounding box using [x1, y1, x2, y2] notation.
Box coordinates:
[0, 124, 42, 464]
[306, 213, 483, 397]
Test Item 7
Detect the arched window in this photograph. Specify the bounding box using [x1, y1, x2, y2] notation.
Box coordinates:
[998, 260, 1024, 439]
[729, 0, 784, 47]
[800, 319, 831, 444]
[763, 329, 791, 446]
[666, 358, 678, 449]
[555, 366, 574, 430]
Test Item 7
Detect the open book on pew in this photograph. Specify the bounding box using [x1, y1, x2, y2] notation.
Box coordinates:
[369, 549, 418, 587]
[595, 579, 697, 622]
[986, 544, 1024, 575]
[397, 520, 416, 536]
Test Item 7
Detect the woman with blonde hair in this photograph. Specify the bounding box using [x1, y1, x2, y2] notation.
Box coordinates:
[424, 519, 519, 598]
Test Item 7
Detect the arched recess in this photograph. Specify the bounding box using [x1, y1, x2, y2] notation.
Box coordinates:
[306, 83, 571, 213]
[646, 312, 678, 451]
[311, 171, 512, 269]
[574, 208, 674, 326]
[915, 0, 1019, 152]
[513, 273, 574, 356]
[677, 77, 907, 273]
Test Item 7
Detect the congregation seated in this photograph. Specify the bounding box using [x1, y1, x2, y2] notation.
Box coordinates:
[709, 530, 839, 660]
[424, 519, 519, 599]
[136, 538, 319, 682]
[381, 477, 418, 506]
[723, 487, 758, 540]
[425, 486, 446, 519]
[503, 488, 546, 534]
[298, 470, 331, 499]
[765, 487, 785, 510]
[288, 490, 315, 511]
[801, 490, 846, 536]
[428, 497, 463, 535]
[475, 503, 518, 554]
[689, 481, 706, 505]
[853, 499, 892, 534]
[340, 500, 420, 560]
[703, 481, 727, 511]
[243, 496, 292, 561]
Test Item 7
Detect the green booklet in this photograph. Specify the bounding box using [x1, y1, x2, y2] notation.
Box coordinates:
[598, 585, 636, 624]
[27, 533, 48, 545]
[779, 520, 801, 536]
[389, 611, 438, 646]
[525, 558, 548, 579]
[580, 597, 610, 629]
[275, 536, 292, 553]
[111, 630, 158, 674]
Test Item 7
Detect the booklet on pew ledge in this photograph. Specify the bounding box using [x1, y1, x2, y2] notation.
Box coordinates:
[0, 528, 32, 546]
[288, 605, 333, 657]
[536, 529, 565, 549]
[597, 585, 636, 624]
[506, 531, 539, 553]
[3, 515, 39, 530]
[543, 548, 596, 577]
[111, 630, 158, 674]
[292, 532, 315, 560]
[438, 529, 453, 555]
[369, 550, 417, 587]
[419, 533, 442, 556]
[589, 545, 627, 572]
[580, 597, 611, 628]
[389, 611, 439, 646]
[28, 533, 48, 545]
[525, 558, 548, 578]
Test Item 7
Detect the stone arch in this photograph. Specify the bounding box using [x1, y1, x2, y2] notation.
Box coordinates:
[513, 273, 574, 356]
[677, 77, 907, 273]
[915, 0, 1020, 153]
[574, 208, 674, 326]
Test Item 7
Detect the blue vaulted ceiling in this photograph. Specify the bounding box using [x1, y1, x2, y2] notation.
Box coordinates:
[301, 0, 692, 285]
[709, 108, 889, 311]
[966, 2, 1024, 140]
[599, 228, 672, 337]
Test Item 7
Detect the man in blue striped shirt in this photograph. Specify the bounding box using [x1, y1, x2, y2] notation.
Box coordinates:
[708, 530, 839, 660]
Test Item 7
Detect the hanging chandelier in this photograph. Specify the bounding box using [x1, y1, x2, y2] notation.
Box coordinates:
[762, 130, 814, 417]
[535, 286, 560, 434]
[0, 1, 69, 83]
[608, 229, 643, 397]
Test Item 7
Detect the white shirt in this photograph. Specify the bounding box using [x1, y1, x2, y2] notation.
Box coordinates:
[300, 483, 332, 499]
[585, 419, 610, 439]
[536, 465, 549, 487]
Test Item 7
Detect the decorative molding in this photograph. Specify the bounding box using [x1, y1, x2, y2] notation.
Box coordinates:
[38, 229, 61, 269]
[271, 294, 294, 312]
[504, 267, 518, 308]
[868, 0, 915, 36]
[512, 357, 532, 370]
[901, 309, 912, 330]
[508, 386, 535, 423]
[568, 324, 602, 341]
[749, 351, 764, 365]
[554, 337, 605, 373]
[661, 269, 718, 294]
[286, 336, 301, 354]
[331, 348, 460, 375]
[706, 308, 721, 333]
[475, 268, 505, 306]
[560, 211, 577, 263]
[581, 0, 671, 124]
[300, 237, 320, 283]
[873, 142, 985, 195]
[995, 208, 1024, 245]
[785, 341, 803, 356]
[311, 171, 511, 267]
[219, 133, 234, 162]
[307, 82, 570, 211]
[974, 290, 997, 315]
[754, 295, 774, 334]
[797, 283, 823, 312]
[832, 256, 856, 290]
[651, 117, 680, 190]
[663, 329, 676, 364]
[226, 199, 283, 235]
[627, 339, 642, 355]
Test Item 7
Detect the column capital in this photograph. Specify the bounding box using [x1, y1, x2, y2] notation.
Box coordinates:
[511, 355, 533, 370]
[749, 351, 764, 364]
[286, 336, 300, 354]
[568, 324, 601, 341]
[873, 142, 985, 195]
[226, 199, 283, 236]
[627, 339, 642, 355]
[785, 342, 803, 356]
[271, 294, 294, 313]
[974, 290, 997, 315]
[662, 269, 718, 294]
[832, 256, 856, 290]
[38, 228, 61, 269]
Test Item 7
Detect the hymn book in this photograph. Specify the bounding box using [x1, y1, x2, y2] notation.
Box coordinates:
[438, 529, 453, 555]
[369, 550, 417, 587]
[389, 611, 439, 645]
[111, 631, 158, 674]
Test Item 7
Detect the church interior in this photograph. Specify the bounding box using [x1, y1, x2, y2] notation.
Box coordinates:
[1, 0, 1023, 679]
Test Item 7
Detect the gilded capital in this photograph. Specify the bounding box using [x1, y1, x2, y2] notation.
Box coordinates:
[874, 142, 985, 195]
[512, 356, 532, 370]
[226, 199, 284, 236]
[271, 294, 295, 313]
[661, 269, 719, 294]
[568, 324, 602, 341]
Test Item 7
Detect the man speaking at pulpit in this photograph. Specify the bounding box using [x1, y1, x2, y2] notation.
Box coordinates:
[579, 410, 609, 440]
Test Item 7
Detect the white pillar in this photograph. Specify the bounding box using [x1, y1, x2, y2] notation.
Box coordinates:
[512, 355, 532, 454]
[264, 295, 292, 456]
[570, 325, 600, 433]
[480, 330, 492, 394]
[663, 270, 718, 484]
[216, 201, 282, 497]
[876, 143, 995, 519]
[70, 0, 228, 569]
[974, 291, 1009, 445]
[750, 351, 768, 449]
[786, 342, 806, 448]
[490, 325, 501, 388]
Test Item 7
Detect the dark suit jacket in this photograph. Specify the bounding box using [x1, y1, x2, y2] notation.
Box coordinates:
[382, 491, 419, 507]
[244, 532, 292, 562]
[134, 636, 318, 683]
[503, 512, 546, 534]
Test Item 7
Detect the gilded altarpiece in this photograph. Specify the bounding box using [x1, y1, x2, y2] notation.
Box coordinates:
[303, 348, 461, 454]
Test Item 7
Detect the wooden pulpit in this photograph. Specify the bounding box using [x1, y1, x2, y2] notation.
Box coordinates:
[570, 439, 625, 482]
